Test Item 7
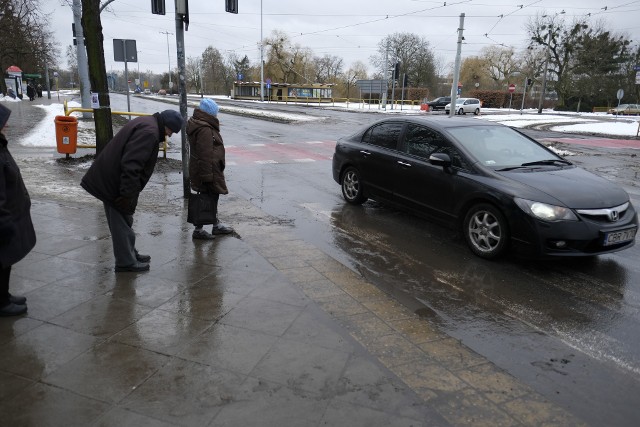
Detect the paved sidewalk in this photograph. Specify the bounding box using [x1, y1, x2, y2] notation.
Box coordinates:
[0, 187, 586, 426]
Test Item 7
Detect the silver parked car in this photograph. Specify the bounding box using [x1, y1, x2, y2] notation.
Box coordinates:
[444, 98, 481, 115]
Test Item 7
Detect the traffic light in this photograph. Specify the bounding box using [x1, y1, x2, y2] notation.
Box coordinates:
[226, 0, 238, 13]
[151, 0, 165, 15]
[393, 62, 400, 80]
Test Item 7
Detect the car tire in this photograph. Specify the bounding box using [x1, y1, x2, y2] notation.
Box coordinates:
[458, 108, 465, 115]
[341, 167, 367, 205]
[463, 203, 509, 259]
[474, 108, 480, 115]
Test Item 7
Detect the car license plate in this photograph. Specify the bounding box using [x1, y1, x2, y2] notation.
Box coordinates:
[603, 227, 637, 246]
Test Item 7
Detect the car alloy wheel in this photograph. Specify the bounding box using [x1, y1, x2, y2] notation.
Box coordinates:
[463, 203, 508, 259]
[341, 167, 367, 204]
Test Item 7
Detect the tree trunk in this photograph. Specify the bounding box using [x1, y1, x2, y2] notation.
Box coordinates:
[81, 0, 113, 155]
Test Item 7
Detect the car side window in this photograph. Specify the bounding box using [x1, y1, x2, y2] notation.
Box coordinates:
[404, 124, 440, 158]
[363, 122, 403, 150]
[404, 124, 469, 170]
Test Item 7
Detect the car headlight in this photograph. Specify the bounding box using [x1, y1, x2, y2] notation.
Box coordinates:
[514, 198, 578, 221]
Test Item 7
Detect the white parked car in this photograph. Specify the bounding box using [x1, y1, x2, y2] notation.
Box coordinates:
[444, 98, 481, 115]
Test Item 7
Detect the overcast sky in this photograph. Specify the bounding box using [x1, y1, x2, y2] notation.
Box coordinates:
[46, 0, 640, 78]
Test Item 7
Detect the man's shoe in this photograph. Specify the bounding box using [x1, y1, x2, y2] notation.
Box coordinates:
[0, 303, 27, 317]
[8, 294, 26, 305]
[192, 229, 215, 240]
[211, 223, 234, 235]
[135, 253, 151, 263]
[115, 262, 150, 273]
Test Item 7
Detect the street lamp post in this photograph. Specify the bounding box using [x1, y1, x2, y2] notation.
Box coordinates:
[160, 30, 173, 92]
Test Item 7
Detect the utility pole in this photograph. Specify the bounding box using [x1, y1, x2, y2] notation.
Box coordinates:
[449, 13, 465, 117]
[160, 30, 173, 92]
[538, 27, 552, 114]
[260, 0, 264, 101]
[174, 4, 189, 198]
[72, 0, 91, 118]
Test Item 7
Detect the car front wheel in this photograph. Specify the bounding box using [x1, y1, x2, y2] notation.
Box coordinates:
[463, 203, 508, 259]
[341, 167, 367, 204]
[458, 108, 465, 115]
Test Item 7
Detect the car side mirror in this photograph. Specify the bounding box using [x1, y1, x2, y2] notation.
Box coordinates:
[429, 153, 451, 168]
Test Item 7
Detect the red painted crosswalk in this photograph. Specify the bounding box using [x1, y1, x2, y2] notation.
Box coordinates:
[225, 141, 335, 165]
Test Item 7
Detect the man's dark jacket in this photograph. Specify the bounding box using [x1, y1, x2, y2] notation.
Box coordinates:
[0, 133, 36, 267]
[81, 114, 165, 213]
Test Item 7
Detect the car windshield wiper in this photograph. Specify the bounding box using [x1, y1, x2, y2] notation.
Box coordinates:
[495, 159, 572, 171]
[520, 159, 572, 167]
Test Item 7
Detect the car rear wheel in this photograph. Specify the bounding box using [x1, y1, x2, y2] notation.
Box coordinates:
[463, 203, 508, 259]
[341, 167, 367, 204]
[474, 108, 480, 115]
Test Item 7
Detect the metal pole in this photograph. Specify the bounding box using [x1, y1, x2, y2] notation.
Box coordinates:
[160, 30, 173, 92]
[175, 9, 189, 198]
[123, 41, 131, 116]
[538, 28, 552, 114]
[72, 0, 91, 118]
[520, 78, 527, 115]
[260, 0, 264, 102]
[449, 13, 465, 117]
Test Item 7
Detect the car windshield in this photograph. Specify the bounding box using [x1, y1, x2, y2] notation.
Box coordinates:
[446, 125, 563, 168]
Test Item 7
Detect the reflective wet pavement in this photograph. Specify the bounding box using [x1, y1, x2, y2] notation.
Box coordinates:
[1, 97, 596, 426]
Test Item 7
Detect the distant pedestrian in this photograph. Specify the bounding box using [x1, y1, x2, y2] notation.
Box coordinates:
[81, 110, 183, 272]
[186, 98, 234, 239]
[36, 84, 43, 98]
[0, 104, 35, 316]
[26, 83, 35, 101]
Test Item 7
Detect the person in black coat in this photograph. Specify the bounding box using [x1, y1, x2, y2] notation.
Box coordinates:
[0, 104, 35, 316]
[81, 110, 183, 272]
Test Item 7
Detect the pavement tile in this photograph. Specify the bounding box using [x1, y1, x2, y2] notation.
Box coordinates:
[158, 284, 246, 321]
[220, 295, 304, 336]
[390, 359, 467, 398]
[0, 323, 98, 379]
[177, 323, 277, 375]
[120, 357, 245, 426]
[320, 399, 432, 427]
[0, 370, 33, 402]
[365, 333, 429, 368]
[210, 377, 329, 427]
[297, 278, 347, 299]
[18, 282, 96, 321]
[361, 298, 415, 322]
[0, 316, 44, 346]
[454, 362, 532, 404]
[251, 336, 350, 394]
[387, 317, 447, 345]
[279, 265, 326, 283]
[418, 337, 488, 372]
[111, 308, 214, 356]
[266, 255, 310, 270]
[315, 293, 369, 318]
[0, 382, 109, 427]
[432, 388, 518, 427]
[337, 311, 396, 342]
[281, 308, 357, 353]
[92, 407, 178, 427]
[49, 294, 154, 338]
[43, 341, 171, 404]
[503, 395, 589, 426]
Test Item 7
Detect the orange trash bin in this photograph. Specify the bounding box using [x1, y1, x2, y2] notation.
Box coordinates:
[54, 115, 78, 154]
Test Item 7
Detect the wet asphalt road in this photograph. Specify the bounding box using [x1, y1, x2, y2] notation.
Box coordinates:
[6, 94, 640, 426]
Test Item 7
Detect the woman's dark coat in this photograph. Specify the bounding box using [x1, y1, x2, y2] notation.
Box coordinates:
[0, 133, 36, 267]
[81, 114, 165, 212]
[186, 108, 228, 194]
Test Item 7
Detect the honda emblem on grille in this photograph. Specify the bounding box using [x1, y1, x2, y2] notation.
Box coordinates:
[608, 210, 619, 222]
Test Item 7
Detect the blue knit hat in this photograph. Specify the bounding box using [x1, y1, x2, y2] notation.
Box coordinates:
[200, 98, 219, 116]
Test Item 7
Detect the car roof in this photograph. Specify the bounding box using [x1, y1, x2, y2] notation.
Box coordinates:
[369, 116, 500, 133]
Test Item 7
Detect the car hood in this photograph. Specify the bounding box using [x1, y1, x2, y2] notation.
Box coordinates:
[498, 166, 629, 209]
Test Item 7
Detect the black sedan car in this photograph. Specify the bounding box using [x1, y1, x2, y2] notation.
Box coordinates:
[332, 117, 638, 259]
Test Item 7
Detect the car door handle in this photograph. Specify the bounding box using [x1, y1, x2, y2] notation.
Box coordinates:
[360, 150, 371, 156]
[397, 161, 412, 167]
